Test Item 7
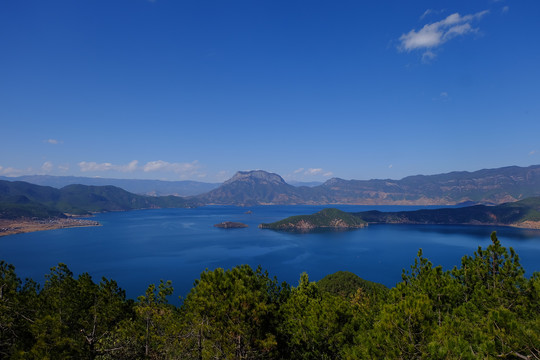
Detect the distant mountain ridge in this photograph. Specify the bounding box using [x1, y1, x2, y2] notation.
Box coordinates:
[0, 175, 220, 196]
[193, 165, 540, 206]
[3, 164, 540, 207]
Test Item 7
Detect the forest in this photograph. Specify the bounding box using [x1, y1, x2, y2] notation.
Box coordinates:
[0, 232, 538, 359]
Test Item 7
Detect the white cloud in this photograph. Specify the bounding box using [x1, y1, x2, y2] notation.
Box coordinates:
[41, 161, 53, 173]
[420, 9, 433, 20]
[529, 150, 536, 156]
[306, 168, 323, 175]
[58, 164, 70, 172]
[439, 91, 450, 101]
[142, 160, 199, 174]
[420, 9, 446, 20]
[125, 160, 139, 172]
[288, 167, 333, 179]
[0, 166, 32, 177]
[78, 160, 139, 173]
[142, 160, 168, 172]
[388, 164, 393, 169]
[422, 50, 437, 62]
[44, 139, 62, 145]
[502, 6, 509, 13]
[77, 159, 203, 179]
[399, 10, 489, 59]
[79, 162, 115, 172]
[215, 170, 230, 182]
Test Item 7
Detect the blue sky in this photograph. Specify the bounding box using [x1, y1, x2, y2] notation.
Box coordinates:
[1, 0, 539, 183]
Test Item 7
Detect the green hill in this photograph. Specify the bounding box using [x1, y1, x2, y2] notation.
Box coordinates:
[0, 180, 195, 218]
[259, 208, 367, 230]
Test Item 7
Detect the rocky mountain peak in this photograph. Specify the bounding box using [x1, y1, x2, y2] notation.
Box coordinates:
[224, 170, 287, 186]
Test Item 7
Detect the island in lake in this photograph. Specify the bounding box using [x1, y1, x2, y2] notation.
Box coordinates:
[214, 221, 249, 229]
[259, 208, 367, 231]
[259, 197, 540, 231]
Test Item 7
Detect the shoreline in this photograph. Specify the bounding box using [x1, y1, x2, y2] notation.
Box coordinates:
[0, 218, 101, 237]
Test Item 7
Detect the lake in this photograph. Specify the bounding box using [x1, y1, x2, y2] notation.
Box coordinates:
[1, 205, 540, 302]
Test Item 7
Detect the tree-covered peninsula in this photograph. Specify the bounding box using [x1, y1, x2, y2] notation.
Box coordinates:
[0, 233, 538, 359]
[260, 197, 540, 231]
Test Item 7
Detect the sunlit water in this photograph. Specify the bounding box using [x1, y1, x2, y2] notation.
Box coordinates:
[1, 205, 539, 302]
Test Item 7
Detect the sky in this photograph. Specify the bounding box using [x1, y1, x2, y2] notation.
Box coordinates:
[1, 0, 539, 183]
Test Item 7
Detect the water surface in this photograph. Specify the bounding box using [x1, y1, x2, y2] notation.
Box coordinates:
[1, 205, 539, 301]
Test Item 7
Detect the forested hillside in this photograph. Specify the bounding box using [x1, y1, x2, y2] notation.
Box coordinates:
[1, 233, 538, 359]
[0, 180, 194, 218]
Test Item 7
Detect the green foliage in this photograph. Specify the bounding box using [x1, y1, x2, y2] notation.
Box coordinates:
[2, 263, 132, 360]
[0, 232, 538, 359]
[317, 270, 388, 298]
[0, 261, 32, 358]
[277, 273, 355, 359]
[180, 265, 288, 359]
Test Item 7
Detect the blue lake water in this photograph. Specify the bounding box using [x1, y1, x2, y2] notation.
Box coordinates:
[1, 205, 540, 302]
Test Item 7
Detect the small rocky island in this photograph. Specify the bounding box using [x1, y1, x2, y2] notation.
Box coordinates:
[214, 221, 249, 229]
[259, 208, 367, 231]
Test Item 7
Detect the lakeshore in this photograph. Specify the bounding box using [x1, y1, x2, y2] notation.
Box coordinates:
[0, 218, 101, 237]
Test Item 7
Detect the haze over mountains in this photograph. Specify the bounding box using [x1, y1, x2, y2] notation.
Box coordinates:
[0, 175, 220, 196]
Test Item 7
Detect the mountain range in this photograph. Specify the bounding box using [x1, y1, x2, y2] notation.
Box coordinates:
[0, 175, 324, 196]
[193, 165, 540, 206]
[2, 164, 540, 217]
